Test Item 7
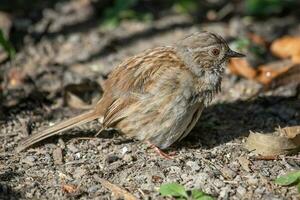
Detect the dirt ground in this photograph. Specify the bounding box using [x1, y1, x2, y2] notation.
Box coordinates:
[0, 1, 300, 199]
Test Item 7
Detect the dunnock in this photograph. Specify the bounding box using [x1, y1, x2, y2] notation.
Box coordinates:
[17, 31, 244, 152]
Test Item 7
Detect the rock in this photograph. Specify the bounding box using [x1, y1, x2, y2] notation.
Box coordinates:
[52, 147, 63, 165]
[21, 156, 35, 166]
[236, 186, 247, 197]
[123, 154, 135, 162]
[67, 143, 79, 153]
[106, 154, 119, 164]
[73, 167, 87, 179]
[246, 175, 259, 185]
[213, 179, 225, 188]
[221, 166, 237, 180]
[219, 185, 231, 199]
[186, 160, 200, 171]
[194, 172, 210, 188]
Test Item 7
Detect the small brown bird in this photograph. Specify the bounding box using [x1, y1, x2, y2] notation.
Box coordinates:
[17, 31, 244, 153]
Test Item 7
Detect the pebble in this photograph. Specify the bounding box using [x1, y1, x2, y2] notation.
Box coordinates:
[106, 154, 119, 164]
[67, 144, 79, 153]
[219, 185, 231, 199]
[246, 175, 258, 185]
[213, 179, 225, 188]
[194, 172, 210, 188]
[21, 156, 35, 166]
[236, 186, 246, 197]
[52, 147, 63, 165]
[221, 166, 237, 180]
[75, 152, 81, 159]
[123, 154, 135, 162]
[73, 167, 87, 179]
[186, 160, 200, 171]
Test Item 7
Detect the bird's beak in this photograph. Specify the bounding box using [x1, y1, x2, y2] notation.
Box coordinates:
[226, 49, 245, 58]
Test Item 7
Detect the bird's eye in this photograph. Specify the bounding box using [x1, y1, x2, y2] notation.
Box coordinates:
[211, 48, 220, 56]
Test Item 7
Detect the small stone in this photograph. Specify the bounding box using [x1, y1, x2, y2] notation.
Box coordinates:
[213, 179, 225, 188]
[238, 156, 251, 172]
[88, 185, 100, 193]
[123, 154, 134, 162]
[221, 166, 237, 180]
[121, 146, 129, 155]
[52, 147, 63, 165]
[58, 139, 65, 149]
[186, 161, 200, 171]
[106, 154, 119, 164]
[194, 172, 210, 188]
[67, 144, 79, 153]
[246, 175, 258, 185]
[236, 186, 246, 197]
[73, 167, 87, 179]
[75, 152, 81, 159]
[219, 186, 231, 199]
[21, 156, 35, 166]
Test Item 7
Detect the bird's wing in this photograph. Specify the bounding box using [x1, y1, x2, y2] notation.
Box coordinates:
[99, 47, 189, 127]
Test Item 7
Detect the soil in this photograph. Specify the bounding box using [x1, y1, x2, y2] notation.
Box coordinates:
[0, 1, 300, 199]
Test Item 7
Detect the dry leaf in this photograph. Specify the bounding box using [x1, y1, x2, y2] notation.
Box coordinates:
[255, 60, 294, 85]
[7, 68, 26, 88]
[247, 32, 267, 46]
[228, 58, 257, 79]
[245, 131, 300, 156]
[271, 36, 300, 64]
[99, 178, 137, 200]
[65, 91, 92, 109]
[278, 126, 300, 145]
[64, 81, 102, 109]
[62, 184, 78, 194]
[265, 64, 300, 91]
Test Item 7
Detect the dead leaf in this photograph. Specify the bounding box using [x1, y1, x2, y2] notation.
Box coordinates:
[99, 178, 137, 200]
[270, 36, 300, 64]
[245, 131, 300, 156]
[247, 32, 267, 47]
[228, 58, 257, 79]
[264, 63, 300, 91]
[65, 91, 92, 109]
[278, 126, 300, 145]
[255, 60, 294, 85]
[7, 68, 26, 88]
[64, 80, 102, 109]
[62, 184, 78, 194]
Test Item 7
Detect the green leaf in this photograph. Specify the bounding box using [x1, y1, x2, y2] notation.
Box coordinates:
[191, 189, 205, 199]
[159, 183, 188, 198]
[275, 171, 300, 186]
[191, 189, 214, 200]
[297, 182, 300, 193]
[0, 29, 15, 59]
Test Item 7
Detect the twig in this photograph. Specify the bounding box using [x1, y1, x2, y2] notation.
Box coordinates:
[98, 178, 137, 200]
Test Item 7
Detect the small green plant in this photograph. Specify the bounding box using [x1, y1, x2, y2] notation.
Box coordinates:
[0, 29, 15, 59]
[172, 0, 198, 14]
[231, 38, 265, 57]
[275, 171, 300, 192]
[101, 0, 152, 29]
[159, 183, 214, 200]
[245, 0, 296, 16]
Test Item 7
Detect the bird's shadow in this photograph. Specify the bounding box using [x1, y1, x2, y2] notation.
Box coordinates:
[181, 95, 300, 150]
[0, 171, 22, 200]
[9, 94, 300, 152]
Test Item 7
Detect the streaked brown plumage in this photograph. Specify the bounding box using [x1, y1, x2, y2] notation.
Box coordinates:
[17, 31, 244, 152]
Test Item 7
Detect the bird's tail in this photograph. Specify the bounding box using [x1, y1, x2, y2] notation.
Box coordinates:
[17, 110, 100, 152]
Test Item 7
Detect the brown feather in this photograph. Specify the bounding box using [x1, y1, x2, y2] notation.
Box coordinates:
[17, 110, 100, 152]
